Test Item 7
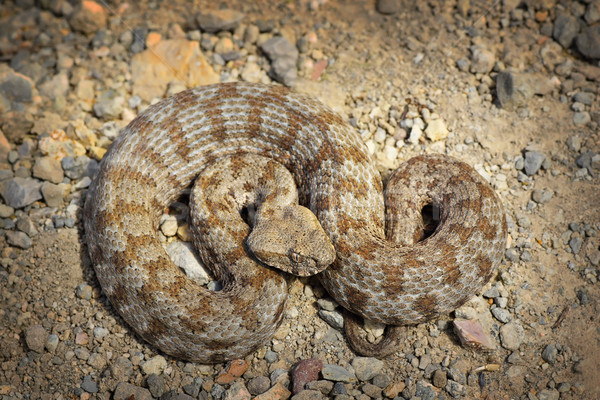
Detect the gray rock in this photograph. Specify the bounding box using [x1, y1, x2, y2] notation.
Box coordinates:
[81, 375, 98, 393]
[351, 357, 384, 382]
[541, 343, 558, 363]
[261, 36, 299, 86]
[505, 248, 520, 262]
[93, 90, 125, 119]
[321, 364, 356, 383]
[318, 309, 344, 330]
[113, 382, 152, 400]
[577, 289, 591, 305]
[183, 377, 204, 398]
[483, 287, 500, 298]
[331, 382, 347, 395]
[247, 376, 271, 395]
[61, 155, 98, 180]
[38, 72, 69, 99]
[553, 14, 580, 48]
[371, 373, 390, 388]
[111, 357, 134, 379]
[146, 373, 166, 397]
[491, 307, 512, 323]
[576, 25, 600, 59]
[45, 334, 59, 353]
[432, 369, 447, 388]
[0, 68, 34, 104]
[532, 189, 553, 204]
[196, 9, 244, 33]
[538, 388, 560, 400]
[569, 237, 583, 254]
[573, 111, 591, 125]
[0, 177, 42, 208]
[376, 0, 400, 14]
[33, 156, 64, 183]
[166, 241, 210, 285]
[470, 45, 495, 74]
[129, 27, 147, 54]
[574, 92, 595, 105]
[41, 182, 65, 207]
[445, 379, 467, 397]
[585, 2, 600, 24]
[16, 216, 37, 237]
[141, 355, 167, 375]
[6, 230, 32, 249]
[0, 204, 14, 218]
[264, 349, 278, 363]
[496, 72, 555, 110]
[523, 151, 546, 175]
[500, 321, 525, 350]
[414, 380, 437, 400]
[25, 324, 48, 353]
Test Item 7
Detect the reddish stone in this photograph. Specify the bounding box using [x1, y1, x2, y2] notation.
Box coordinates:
[291, 358, 323, 394]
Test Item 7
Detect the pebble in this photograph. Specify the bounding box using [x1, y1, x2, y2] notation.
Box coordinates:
[45, 334, 59, 352]
[376, 0, 400, 14]
[0, 177, 42, 208]
[351, 357, 384, 382]
[491, 307, 512, 323]
[432, 369, 447, 388]
[25, 324, 48, 353]
[290, 389, 323, 400]
[182, 377, 203, 397]
[576, 25, 600, 59]
[61, 155, 98, 180]
[247, 376, 271, 395]
[260, 36, 299, 86]
[321, 364, 356, 383]
[445, 379, 467, 397]
[291, 358, 323, 394]
[499, 321, 526, 350]
[424, 119, 449, 142]
[470, 45, 495, 74]
[553, 14, 580, 48]
[317, 309, 344, 330]
[224, 381, 251, 400]
[81, 375, 98, 393]
[574, 91, 595, 105]
[6, 230, 32, 249]
[0, 203, 13, 218]
[453, 319, 494, 350]
[0, 68, 34, 104]
[111, 357, 133, 379]
[69, 0, 107, 34]
[141, 355, 167, 376]
[41, 181, 66, 207]
[523, 151, 545, 176]
[538, 388, 560, 400]
[542, 343, 558, 364]
[196, 9, 245, 33]
[305, 380, 333, 395]
[573, 111, 591, 125]
[32, 156, 64, 183]
[93, 89, 125, 119]
[361, 383, 382, 398]
[532, 188, 553, 204]
[415, 380, 437, 400]
[569, 236, 583, 254]
[113, 382, 152, 400]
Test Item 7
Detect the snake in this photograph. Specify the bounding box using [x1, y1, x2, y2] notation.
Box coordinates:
[83, 82, 507, 363]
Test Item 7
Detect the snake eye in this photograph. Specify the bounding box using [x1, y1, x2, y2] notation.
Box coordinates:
[290, 251, 304, 263]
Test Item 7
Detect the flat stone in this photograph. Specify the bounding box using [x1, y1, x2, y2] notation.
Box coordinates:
[424, 119, 449, 142]
[41, 182, 67, 207]
[453, 319, 495, 351]
[113, 382, 152, 400]
[166, 241, 210, 285]
[351, 357, 384, 382]
[141, 355, 167, 375]
[541, 343, 558, 363]
[131, 39, 219, 101]
[0, 68, 34, 104]
[0, 177, 42, 208]
[470, 45, 495, 74]
[500, 321, 526, 350]
[33, 156, 64, 184]
[523, 151, 546, 175]
[25, 324, 47, 353]
[291, 358, 323, 394]
[321, 364, 356, 383]
[376, 0, 400, 14]
[496, 72, 556, 110]
[196, 9, 245, 33]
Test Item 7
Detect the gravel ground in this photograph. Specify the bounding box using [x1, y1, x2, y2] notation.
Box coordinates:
[1, 0, 599, 399]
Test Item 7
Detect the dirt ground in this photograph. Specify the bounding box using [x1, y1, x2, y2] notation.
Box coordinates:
[1, 0, 599, 399]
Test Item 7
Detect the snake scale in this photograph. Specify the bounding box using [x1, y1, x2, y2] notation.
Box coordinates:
[83, 82, 507, 363]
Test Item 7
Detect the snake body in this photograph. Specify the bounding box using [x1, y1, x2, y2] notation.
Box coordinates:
[84, 82, 507, 363]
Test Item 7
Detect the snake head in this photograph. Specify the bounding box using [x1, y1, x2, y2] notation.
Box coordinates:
[246, 204, 336, 276]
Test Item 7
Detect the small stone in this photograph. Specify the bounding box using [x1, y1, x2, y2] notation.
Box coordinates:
[6, 230, 32, 249]
[376, 0, 400, 14]
[415, 380, 437, 400]
[574, 92, 595, 105]
[577, 289, 591, 305]
[523, 151, 545, 176]
[25, 324, 48, 353]
[93, 90, 125, 119]
[383, 381, 405, 398]
[141, 355, 167, 375]
[470, 45, 495, 74]
[491, 307, 512, 323]
[573, 111, 591, 126]
[182, 377, 203, 397]
[291, 358, 323, 394]
[261, 36, 299, 86]
[305, 380, 334, 395]
[61, 155, 99, 180]
[160, 215, 178, 236]
[254, 382, 291, 400]
[541, 344, 558, 364]
[538, 388, 560, 400]
[224, 381, 251, 400]
[146, 373, 166, 398]
[41, 182, 67, 207]
[196, 9, 245, 33]
[290, 389, 323, 400]
[570, 237, 583, 254]
[445, 380, 467, 397]
[351, 357, 384, 382]
[500, 321, 526, 351]
[166, 241, 210, 285]
[576, 25, 600, 59]
[321, 364, 356, 383]
[247, 376, 271, 395]
[553, 14, 580, 49]
[496, 72, 555, 110]
[93, 326, 109, 340]
[111, 357, 134, 379]
[0, 68, 34, 104]
[69, 0, 107, 34]
[81, 375, 98, 393]
[76, 283, 92, 300]
[532, 189, 553, 204]
[585, 2, 600, 24]
[453, 319, 495, 350]
[45, 334, 59, 352]
[88, 353, 107, 370]
[0, 177, 42, 208]
[33, 156, 64, 184]
[318, 309, 344, 330]
[215, 359, 249, 385]
[113, 382, 152, 400]
[361, 383, 382, 398]
[432, 369, 447, 388]
[424, 119, 449, 142]
[0, 203, 13, 218]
